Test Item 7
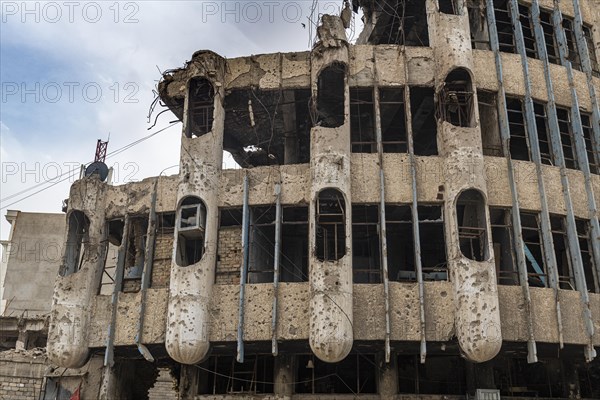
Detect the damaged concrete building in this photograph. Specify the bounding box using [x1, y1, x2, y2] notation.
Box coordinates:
[3, 0, 600, 398]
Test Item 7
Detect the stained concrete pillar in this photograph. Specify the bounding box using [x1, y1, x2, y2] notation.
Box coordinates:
[426, 0, 502, 363]
[308, 15, 354, 363]
[48, 177, 108, 368]
[179, 365, 199, 400]
[165, 51, 226, 365]
[378, 354, 398, 396]
[274, 354, 295, 397]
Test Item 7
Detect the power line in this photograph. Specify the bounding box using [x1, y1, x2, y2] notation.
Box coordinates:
[0, 122, 180, 210]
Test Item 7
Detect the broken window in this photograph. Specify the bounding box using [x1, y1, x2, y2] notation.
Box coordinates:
[478, 90, 504, 156]
[439, 0, 460, 15]
[350, 87, 376, 153]
[457, 189, 489, 262]
[411, 87, 438, 155]
[316, 63, 346, 128]
[381, 88, 408, 152]
[540, 9, 560, 64]
[398, 354, 466, 395]
[581, 112, 600, 174]
[248, 206, 276, 283]
[583, 25, 600, 78]
[576, 218, 599, 293]
[518, 3, 537, 59]
[550, 215, 575, 290]
[467, 0, 491, 50]
[533, 101, 554, 166]
[520, 211, 548, 287]
[495, 356, 563, 398]
[61, 210, 90, 276]
[216, 208, 243, 285]
[556, 107, 578, 169]
[316, 189, 346, 262]
[493, 0, 516, 54]
[388, 205, 448, 281]
[280, 207, 309, 282]
[224, 88, 312, 167]
[369, 0, 429, 46]
[176, 196, 206, 267]
[122, 216, 148, 293]
[99, 218, 123, 295]
[506, 97, 531, 161]
[186, 77, 214, 138]
[440, 68, 474, 128]
[295, 354, 376, 394]
[563, 18, 583, 72]
[352, 205, 381, 283]
[197, 355, 273, 394]
[490, 207, 519, 285]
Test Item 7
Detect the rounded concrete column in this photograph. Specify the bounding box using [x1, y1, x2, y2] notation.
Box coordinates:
[165, 51, 226, 365]
[428, 1, 502, 363]
[308, 16, 354, 363]
[48, 177, 108, 368]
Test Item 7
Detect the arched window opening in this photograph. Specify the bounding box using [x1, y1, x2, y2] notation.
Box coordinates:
[176, 196, 207, 266]
[186, 78, 214, 138]
[456, 190, 489, 261]
[439, 0, 460, 15]
[61, 210, 90, 276]
[316, 63, 346, 128]
[316, 189, 346, 261]
[439, 68, 474, 128]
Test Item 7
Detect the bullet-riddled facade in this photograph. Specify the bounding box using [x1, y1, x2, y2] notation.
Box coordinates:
[41, 0, 600, 398]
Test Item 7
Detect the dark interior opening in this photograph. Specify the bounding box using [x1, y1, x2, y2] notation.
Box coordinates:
[316, 189, 346, 262]
[186, 77, 214, 138]
[352, 204, 381, 283]
[556, 107, 578, 170]
[533, 101, 554, 166]
[398, 354, 466, 395]
[350, 87, 376, 153]
[506, 97, 531, 161]
[581, 112, 600, 174]
[248, 206, 276, 284]
[550, 215, 575, 290]
[520, 211, 548, 287]
[490, 207, 519, 285]
[123, 216, 149, 293]
[295, 354, 376, 394]
[439, 0, 460, 15]
[366, 0, 429, 46]
[456, 189, 489, 262]
[62, 210, 90, 276]
[493, 0, 516, 54]
[197, 355, 274, 394]
[478, 90, 503, 156]
[518, 3, 537, 59]
[410, 87, 438, 155]
[281, 207, 309, 282]
[317, 62, 346, 128]
[440, 68, 474, 128]
[576, 218, 599, 294]
[176, 196, 206, 267]
[467, 0, 491, 50]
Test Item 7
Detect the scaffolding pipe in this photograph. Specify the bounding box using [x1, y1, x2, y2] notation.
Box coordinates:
[237, 173, 250, 363]
[372, 65, 392, 363]
[271, 183, 282, 356]
[104, 215, 130, 367]
[485, 0, 539, 362]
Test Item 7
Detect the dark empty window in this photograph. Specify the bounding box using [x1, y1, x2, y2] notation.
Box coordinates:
[100, 218, 124, 295]
[61, 210, 90, 276]
[576, 218, 599, 293]
[583, 25, 600, 78]
[478, 90, 503, 156]
[248, 206, 276, 284]
[563, 18, 583, 72]
[316, 189, 346, 261]
[387, 205, 447, 281]
[518, 3, 537, 59]
[550, 215, 575, 290]
[317, 63, 346, 128]
[506, 97, 530, 161]
[581, 112, 600, 174]
[350, 88, 375, 153]
[440, 69, 474, 128]
[520, 211, 548, 287]
[296, 354, 376, 394]
[540, 9, 559, 64]
[281, 207, 309, 282]
[186, 78, 214, 138]
[456, 190, 489, 262]
[398, 354, 466, 395]
[123, 216, 148, 293]
[493, 0, 516, 54]
[533, 102, 554, 166]
[352, 205, 381, 283]
[439, 0, 460, 15]
[411, 87, 438, 155]
[197, 355, 273, 394]
[490, 207, 519, 285]
[556, 107, 578, 170]
[467, 0, 491, 50]
[370, 0, 429, 46]
[381, 88, 407, 152]
[176, 197, 206, 267]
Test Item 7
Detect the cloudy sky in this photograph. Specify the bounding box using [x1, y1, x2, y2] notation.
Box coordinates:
[0, 1, 362, 241]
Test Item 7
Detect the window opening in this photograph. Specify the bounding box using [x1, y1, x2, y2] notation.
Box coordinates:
[295, 354, 376, 394]
[518, 4, 537, 59]
[556, 107, 578, 170]
[316, 189, 346, 261]
[506, 97, 531, 161]
[316, 63, 346, 128]
[61, 210, 90, 276]
[398, 354, 466, 395]
[520, 211, 548, 287]
[550, 215, 575, 290]
[440, 69, 474, 128]
[457, 190, 489, 262]
[478, 90, 503, 156]
[581, 112, 600, 174]
[197, 355, 274, 394]
[352, 205, 381, 283]
[576, 218, 599, 293]
[186, 77, 214, 138]
[467, 0, 491, 50]
[411, 87, 438, 155]
[176, 197, 206, 267]
[533, 101, 554, 166]
[490, 207, 519, 285]
[381, 88, 407, 152]
[350, 88, 376, 153]
[493, 0, 516, 54]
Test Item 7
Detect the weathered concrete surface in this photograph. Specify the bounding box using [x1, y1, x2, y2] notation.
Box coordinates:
[1, 211, 65, 316]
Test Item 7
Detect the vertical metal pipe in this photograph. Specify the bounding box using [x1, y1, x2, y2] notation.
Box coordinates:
[135, 178, 158, 362]
[237, 173, 250, 363]
[271, 183, 282, 356]
[485, 0, 539, 362]
[372, 60, 392, 363]
[104, 215, 129, 367]
[400, 53, 427, 364]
